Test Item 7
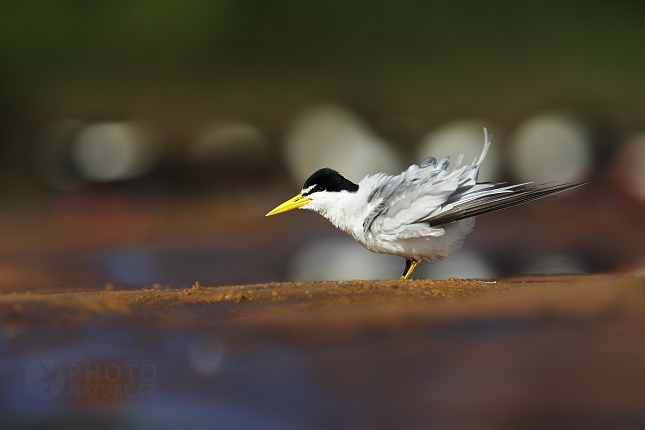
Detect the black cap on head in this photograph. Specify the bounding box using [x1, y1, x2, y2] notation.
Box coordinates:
[302, 168, 359, 196]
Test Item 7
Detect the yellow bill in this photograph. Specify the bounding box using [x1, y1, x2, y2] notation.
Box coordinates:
[266, 194, 312, 216]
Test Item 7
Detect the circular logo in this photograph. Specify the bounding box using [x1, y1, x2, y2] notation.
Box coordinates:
[25, 360, 65, 399]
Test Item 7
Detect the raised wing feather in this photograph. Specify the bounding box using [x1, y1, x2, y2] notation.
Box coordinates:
[362, 128, 590, 240]
[363, 131, 494, 239]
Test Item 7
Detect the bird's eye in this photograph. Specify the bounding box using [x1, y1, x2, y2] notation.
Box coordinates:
[317, 185, 326, 192]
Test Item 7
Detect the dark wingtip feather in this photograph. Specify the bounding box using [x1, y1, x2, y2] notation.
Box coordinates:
[426, 180, 593, 227]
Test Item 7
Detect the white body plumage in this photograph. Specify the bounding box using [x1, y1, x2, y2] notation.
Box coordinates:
[267, 129, 587, 279]
[303, 173, 476, 263]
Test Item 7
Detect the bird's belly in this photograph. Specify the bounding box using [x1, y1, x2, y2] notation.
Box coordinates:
[359, 218, 475, 262]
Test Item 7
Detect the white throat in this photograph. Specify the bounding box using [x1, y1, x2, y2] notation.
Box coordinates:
[302, 189, 367, 239]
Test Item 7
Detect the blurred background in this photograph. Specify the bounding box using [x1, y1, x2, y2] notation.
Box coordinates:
[1, 0, 645, 290]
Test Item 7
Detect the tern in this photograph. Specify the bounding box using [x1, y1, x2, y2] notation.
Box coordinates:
[267, 129, 588, 280]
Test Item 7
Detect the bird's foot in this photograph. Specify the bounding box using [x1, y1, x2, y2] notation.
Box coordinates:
[399, 260, 418, 280]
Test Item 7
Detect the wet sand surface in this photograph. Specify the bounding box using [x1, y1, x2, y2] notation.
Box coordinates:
[2, 273, 645, 429]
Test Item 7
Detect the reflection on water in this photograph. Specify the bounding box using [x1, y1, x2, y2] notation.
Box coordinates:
[91, 249, 159, 286]
[188, 334, 225, 377]
[86, 239, 293, 288]
[288, 237, 401, 281]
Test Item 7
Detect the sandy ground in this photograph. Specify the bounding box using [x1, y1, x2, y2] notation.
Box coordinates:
[2, 273, 645, 429]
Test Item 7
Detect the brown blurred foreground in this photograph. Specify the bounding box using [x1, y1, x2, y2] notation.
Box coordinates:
[2, 273, 645, 429]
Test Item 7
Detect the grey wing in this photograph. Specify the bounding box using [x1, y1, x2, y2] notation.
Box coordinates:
[362, 125, 591, 239]
[363, 131, 494, 239]
[363, 155, 481, 238]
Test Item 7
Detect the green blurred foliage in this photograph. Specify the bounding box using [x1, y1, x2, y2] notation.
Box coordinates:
[0, 0, 643, 80]
[0, 0, 234, 77]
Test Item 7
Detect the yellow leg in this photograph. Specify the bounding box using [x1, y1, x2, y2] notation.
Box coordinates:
[399, 259, 418, 280]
